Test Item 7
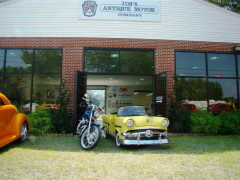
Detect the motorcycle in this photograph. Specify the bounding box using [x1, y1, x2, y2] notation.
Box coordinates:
[76, 94, 102, 150]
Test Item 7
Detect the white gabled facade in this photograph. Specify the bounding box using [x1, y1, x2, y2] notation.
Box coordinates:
[0, 0, 240, 43]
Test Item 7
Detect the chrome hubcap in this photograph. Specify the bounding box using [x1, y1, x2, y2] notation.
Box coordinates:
[21, 123, 27, 140]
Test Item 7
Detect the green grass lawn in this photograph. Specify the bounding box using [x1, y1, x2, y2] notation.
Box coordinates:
[1, 135, 240, 180]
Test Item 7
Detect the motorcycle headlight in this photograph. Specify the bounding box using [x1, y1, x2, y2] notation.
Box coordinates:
[162, 119, 169, 127]
[126, 119, 134, 127]
[94, 111, 100, 118]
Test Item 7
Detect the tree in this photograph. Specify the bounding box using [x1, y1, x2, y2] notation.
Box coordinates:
[207, 0, 240, 14]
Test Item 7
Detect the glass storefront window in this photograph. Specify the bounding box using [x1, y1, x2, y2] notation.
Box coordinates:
[4, 73, 31, 105]
[176, 78, 207, 101]
[238, 55, 240, 77]
[33, 74, 61, 105]
[85, 50, 119, 73]
[0, 49, 4, 71]
[6, 49, 33, 72]
[0, 48, 62, 112]
[34, 50, 62, 72]
[0, 73, 2, 93]
[174, 77, 207, 109]
[176, 52, 206, 77]
[176, 51, 239, 109]
[120, 51, 154, 74]
[208, 53, 236, 78]
[84, 49, 154, 74]
[0, 50, 4, 91]
[208, 78, 237, 103]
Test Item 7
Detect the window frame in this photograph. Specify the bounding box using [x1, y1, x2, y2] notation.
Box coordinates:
[83, 47, 155, 75]
[175, 50, 240, 109]
[0, 47, 63, 111]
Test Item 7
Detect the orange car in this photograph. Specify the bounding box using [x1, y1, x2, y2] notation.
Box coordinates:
[0, 93, 30, 148]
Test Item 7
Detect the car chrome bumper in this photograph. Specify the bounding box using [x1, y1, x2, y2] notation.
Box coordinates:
[120, 138, 169, 146]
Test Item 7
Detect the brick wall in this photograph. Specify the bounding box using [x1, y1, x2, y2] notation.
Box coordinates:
[0, 37, 237, 109]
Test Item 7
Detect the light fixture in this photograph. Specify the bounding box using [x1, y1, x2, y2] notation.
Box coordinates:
[192, 67, 198, 69]
[233, 46, 240, 52]
[111, 54, 118, 57]
[210, 57, 219, 60]
[140, 78, 145, 80]
[109, 78, 114, 80]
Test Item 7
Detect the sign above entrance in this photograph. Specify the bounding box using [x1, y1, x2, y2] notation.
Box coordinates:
[79, 0, 161, 22]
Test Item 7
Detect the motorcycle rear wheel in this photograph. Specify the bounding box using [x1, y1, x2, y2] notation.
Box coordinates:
[80, 125, 101, 150]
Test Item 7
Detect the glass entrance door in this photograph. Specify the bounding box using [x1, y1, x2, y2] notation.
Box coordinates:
[153, 72, 168, 117]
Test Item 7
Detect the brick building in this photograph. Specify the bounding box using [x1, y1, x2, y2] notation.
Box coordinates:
[0, 0, 240, 129]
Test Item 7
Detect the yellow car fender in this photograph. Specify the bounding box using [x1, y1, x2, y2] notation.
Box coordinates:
[115, 127, 122, 138]
[102, 114, 116, 133]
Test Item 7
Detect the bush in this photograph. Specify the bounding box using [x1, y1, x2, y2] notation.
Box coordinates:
[29, 80, 73, 135]
[218, 110, 240, 134]
[189, 111, 221, 134]
[168, 109, 192, 133]
[28, 109, 53, 135]
[50, 81, 73, 134]
[189, 110, 240, 135]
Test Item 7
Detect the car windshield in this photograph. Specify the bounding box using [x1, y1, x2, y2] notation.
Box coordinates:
[118, 106, 148, 116]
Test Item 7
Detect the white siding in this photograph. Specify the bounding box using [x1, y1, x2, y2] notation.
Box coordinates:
[0, 0, 240, 43]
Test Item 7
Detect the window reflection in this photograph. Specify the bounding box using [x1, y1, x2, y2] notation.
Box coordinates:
[85, 50, 118, 73]
[176, 52, 206, 77]
[0, 50, 4, 71]
[33, 74, 61, 105]
[0, 48, 62, 112]
[174, 78, 207, 110]
[84, 49, 154, 74]
[4, 74, 31, 105]
[120, 51, 154, 74]
[238, 55, 240, 78]
[6, 49, 33, 72]
[176, 51, 239, 109]
[208, 53, 236, 77]
[34, 50, 62, 72]
[208, 78, 237, 103]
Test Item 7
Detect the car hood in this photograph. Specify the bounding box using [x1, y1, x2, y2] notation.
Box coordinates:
[132, 116, 159, 127]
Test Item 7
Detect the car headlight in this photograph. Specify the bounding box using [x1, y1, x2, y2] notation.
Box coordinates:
[126, 119, 134, 127]
[162, 119, 169, 127]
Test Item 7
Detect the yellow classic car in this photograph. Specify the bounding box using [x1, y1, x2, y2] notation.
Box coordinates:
[0, 93, 30, 148]
[102, 106, 170, 147]
[40, 104, 59, 109]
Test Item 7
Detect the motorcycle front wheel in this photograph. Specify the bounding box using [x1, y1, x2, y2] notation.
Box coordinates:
[80, 125, 101, 150]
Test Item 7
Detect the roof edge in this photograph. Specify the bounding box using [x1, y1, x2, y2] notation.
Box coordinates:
[0, 0, 23, 7]
[196, 0, 240, 18]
